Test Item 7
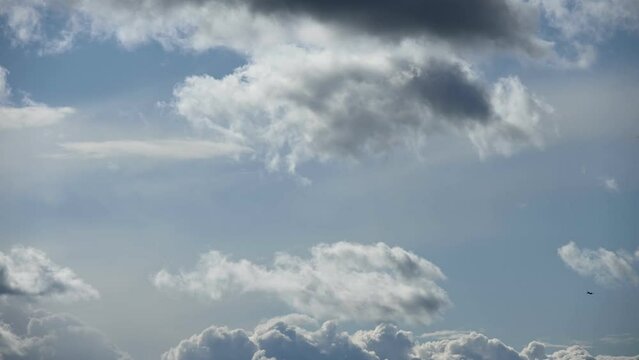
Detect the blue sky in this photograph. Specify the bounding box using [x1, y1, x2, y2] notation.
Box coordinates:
[0, 1, 638, 360]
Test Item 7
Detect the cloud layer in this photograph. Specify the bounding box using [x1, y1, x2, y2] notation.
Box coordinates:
[155, 242, 450, 324]
[558, 242, 639, 287]
[0, 246, 99, 301]
[163, 315, 639, 360]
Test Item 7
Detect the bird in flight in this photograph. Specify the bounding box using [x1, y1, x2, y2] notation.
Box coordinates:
[586, 291, 593, 295]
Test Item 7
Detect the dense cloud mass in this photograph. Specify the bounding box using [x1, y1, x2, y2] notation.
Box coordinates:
[0, 0, 540, 52]
[558, 242, 639, 287]
[8, 0, 638, 172]
[0, 66, 75, 130]
[243, 0, 541, 51]
[0, 246, 99, 301]
[163, 315, 639, 360]
[155, 242, 450, 324]
[173, 45, 551, 173]
[1, 0, 637, 55]
[0, 302, 130, 360]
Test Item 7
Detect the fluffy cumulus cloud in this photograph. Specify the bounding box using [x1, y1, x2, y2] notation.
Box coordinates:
[0, 1, 635, 172]
[0, 302, 130, 360]
[0, 246, 99, 301]
[163, 316, 638, 360]
[154, 242, 450, 324]
[0, 65, 75, 130]
[173, 44, 552, 173]
[558, 242, 639, 287]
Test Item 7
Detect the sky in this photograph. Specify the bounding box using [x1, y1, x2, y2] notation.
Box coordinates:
[0, 1, 638, 360]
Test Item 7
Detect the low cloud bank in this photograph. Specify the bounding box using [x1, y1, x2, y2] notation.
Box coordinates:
[163, 315, 639, 360]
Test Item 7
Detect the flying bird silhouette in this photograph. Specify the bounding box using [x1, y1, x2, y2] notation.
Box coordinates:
[586, 291, 593, 295]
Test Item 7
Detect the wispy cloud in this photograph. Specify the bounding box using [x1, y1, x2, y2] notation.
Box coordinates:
[602, 177, 620, 192]
[56, 139, 252, 160]
[0, 65, 75, 129]
[558, 241, 639, 287]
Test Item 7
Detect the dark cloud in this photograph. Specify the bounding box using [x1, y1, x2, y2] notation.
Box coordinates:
[410, 61, 492, 122]
[247, 0, 538, 48]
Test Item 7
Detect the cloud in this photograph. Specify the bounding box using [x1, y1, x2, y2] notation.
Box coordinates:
[602, 178, 619, 192]
[0, 0, 546, 53]
[1, 0, 636, 59]
[0, 65, 75, 130]
[600, 334, 639, 346]
[163, 316, 639, 360]
[154, 242, 450, 324]
[536, 0, 639, 41]
[0, 302, 131, 360]
[558, 242, 639, 287]
[56, 139, 252, 160]
[0, 246, 99, 301]
[243, 0, 543, 51]
[173, 45, 552, 173]
[550, 345, 639, 360]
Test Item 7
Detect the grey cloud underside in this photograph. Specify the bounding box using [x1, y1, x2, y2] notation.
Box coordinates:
[0, 302, 130, 360]
[0, 246, 99, 301]
[174, 45, 551, 172]
[163, 316, 639, 360]
[154, 0, 538, 48]
[410, 60, 492, 122]
[154, 242, 450, 324]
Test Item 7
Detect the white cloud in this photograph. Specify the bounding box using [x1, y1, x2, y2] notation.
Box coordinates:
[154, 242, 451, 324]
[163, 316, 639, 360]
[0, 66, 11, 102]
[468, 76, 553, 158]
[550, 345, 639, 360]
[536, 0, 639, 41]
[534, 0, 639, 68]
[0, 246, 99, 301]
[600, 334, 639, 346]
[57, 139, 252, 160]
[0, 65, 75, 129]
[602, 178, 619, 192]
[173, 44, 552, 173]
[0, 106, 75, 130]
[558, 242, 639, 287]
[0, 302, 131, 360]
